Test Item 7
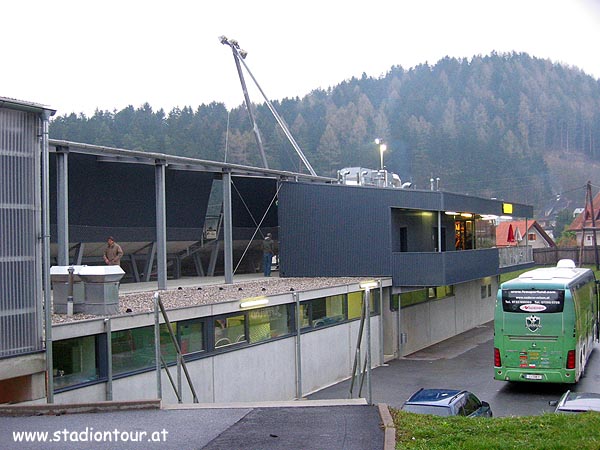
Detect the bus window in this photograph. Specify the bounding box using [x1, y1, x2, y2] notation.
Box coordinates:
[502, 289, 564, 313]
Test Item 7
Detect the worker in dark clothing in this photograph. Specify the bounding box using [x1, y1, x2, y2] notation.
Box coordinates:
[262, 233, 274, 277]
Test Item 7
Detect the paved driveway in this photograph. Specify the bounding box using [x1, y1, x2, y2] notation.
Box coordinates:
[309, 321, 600, 417]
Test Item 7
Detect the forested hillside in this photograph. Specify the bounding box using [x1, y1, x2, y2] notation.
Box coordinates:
[50, 52, 600, 213]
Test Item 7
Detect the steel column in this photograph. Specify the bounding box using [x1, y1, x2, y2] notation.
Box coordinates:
[155, 161, 167, 290]
[41, 110, 54, 403]
[55, 147, 69, 265]
[223, 171, 233, 284]
[105, 318, 113, 401]
[294, 292, 303, 399]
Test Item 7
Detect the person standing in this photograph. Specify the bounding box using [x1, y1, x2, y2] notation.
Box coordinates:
[262, 233, 274, 277]
[103, 236, 123, 266]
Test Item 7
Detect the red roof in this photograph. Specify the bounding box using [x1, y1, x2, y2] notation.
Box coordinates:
[569, 192, 600, 231]
[496, 220, 555, 247]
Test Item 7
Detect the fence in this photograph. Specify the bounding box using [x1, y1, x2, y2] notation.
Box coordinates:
[533, 247, 600, 266]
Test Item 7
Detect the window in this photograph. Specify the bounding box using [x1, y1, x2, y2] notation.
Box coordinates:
[399, 227, 408, 252]
[299, 303, 311, 329]
[179, 319, 205, 356]
[312, 295, 344, 327]
[348, 291, 380, 319]
[112, 326, 171, 375]
[214, 314, 246, 347]
[463, 393, 482, 416]
[347, 292, 363, 320]
[53, 336, 102, 390]
[481, 283, 492, 299]
[248, 305, 292, 343]
[392, 286, 454, 310]
[528, 233, 536, 241]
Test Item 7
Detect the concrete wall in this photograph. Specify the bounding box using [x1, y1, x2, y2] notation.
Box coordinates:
[382, 277, 498, 357]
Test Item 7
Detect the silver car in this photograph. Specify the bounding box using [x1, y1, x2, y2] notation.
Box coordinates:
[550, 391, 600, 413]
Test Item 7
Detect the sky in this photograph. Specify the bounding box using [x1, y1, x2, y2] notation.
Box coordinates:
[3, 0, 600, 117]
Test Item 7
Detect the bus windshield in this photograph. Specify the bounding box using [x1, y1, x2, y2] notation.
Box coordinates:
[502, 289, 565, 313]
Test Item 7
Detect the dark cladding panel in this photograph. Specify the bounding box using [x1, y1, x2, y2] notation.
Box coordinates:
[231, 177, 278, 228]
[165, 169, 214, 228]
[278, 182, 392, 277]
[49, 153, 214, 242]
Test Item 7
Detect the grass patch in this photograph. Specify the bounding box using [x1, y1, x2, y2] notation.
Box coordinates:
[391, 409, 600, 449]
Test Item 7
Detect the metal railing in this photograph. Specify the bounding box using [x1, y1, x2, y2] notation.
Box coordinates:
[154, 292, 198, 403]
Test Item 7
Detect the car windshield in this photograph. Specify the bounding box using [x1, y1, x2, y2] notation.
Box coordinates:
[402, 404, 452, 416]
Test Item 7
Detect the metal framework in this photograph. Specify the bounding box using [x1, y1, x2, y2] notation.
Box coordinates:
[48, 139, 333, 287]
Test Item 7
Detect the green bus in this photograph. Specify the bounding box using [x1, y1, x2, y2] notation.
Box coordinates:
[494, 260, 599, 383]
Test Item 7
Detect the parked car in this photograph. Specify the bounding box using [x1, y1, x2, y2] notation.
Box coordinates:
[550, 391, 600, 413]
[401, 388, 493, 417]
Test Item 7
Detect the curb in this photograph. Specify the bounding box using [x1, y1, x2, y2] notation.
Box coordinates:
[0, 399, 161, 417]
[162, 398, 368, 410]
[378, 403, 396, 450]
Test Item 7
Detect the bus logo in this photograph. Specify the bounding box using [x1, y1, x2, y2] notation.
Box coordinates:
[526, 315, 541, 332]
[520, 304, 547, 312]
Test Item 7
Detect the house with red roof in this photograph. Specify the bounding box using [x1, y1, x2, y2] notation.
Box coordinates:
[496, 220, 555, 248]
[569, 192, 600, 247]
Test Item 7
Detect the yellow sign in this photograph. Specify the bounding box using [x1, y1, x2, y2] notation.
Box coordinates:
[503, 203, 513, 214]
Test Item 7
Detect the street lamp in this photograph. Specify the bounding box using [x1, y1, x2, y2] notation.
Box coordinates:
[375, 138, 387, 170]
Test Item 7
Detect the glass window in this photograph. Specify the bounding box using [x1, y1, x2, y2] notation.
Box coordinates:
[481, 285, 487, 299]
[214, 314, 246, 347]
[179, 319, 204, 355]
[370, 289, 381, 315]
[401, 289, 428, 307]
[463, 394, 482, 416]
[390, 294, 400, 311]
[112, 326, 170, 375]
[475, 218, 496, 249]
[444, 285, 455, 297]
[348, 292, 362, 319]
[248, 305, 292, 343]
[299, 303, 310, 329]
[53, 336, 100, 390]
[312, 295, 344, 327]
[348, 290, 380, 318]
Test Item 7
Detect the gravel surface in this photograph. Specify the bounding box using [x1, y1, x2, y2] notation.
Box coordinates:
[51, 277, 368, 324]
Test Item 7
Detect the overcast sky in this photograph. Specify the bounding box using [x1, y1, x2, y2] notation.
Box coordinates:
[3, 0, 600, 117]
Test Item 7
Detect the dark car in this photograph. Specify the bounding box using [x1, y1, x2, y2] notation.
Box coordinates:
[401, 388, 493, 417]
[550, 391, 600, 413]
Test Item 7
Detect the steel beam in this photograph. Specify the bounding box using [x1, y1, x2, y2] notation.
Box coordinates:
[223, 171, 233, 284]
[155, 162, 167, 289]
[55, 147, 69, 265]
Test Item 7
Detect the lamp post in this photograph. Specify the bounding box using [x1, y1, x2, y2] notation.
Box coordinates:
[375, 138, 387, 170]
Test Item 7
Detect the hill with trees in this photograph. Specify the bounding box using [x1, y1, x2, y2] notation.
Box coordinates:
[50, 52, 600, 214]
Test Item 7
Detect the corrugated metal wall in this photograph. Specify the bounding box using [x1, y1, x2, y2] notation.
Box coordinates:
[0, 108, 43, 357]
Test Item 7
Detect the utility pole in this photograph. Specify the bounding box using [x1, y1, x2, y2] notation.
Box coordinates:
[586, 181, 599, 270]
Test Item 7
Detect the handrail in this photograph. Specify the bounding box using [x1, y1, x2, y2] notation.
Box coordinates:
[154, 292, 199, 403]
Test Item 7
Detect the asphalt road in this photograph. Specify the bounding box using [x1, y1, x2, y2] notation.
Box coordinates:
[1, 404, 384, 450]
[308, 321, 600, 417]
